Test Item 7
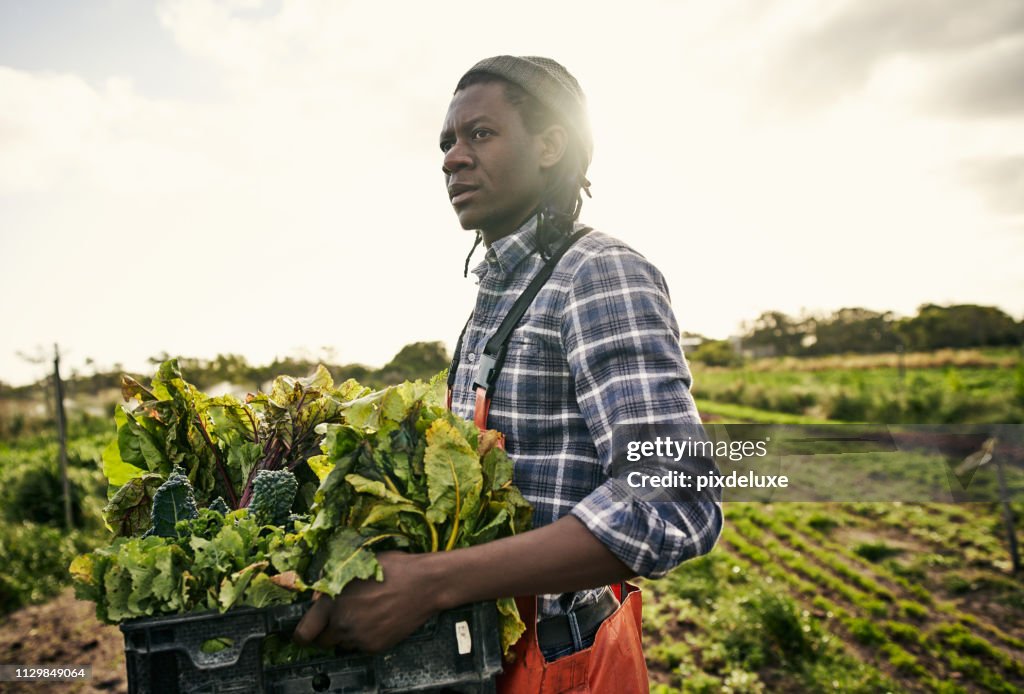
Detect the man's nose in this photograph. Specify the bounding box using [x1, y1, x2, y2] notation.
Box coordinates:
[442, 141, 473, 175]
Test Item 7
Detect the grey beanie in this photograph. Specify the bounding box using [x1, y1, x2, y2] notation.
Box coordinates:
[458, 55, 593, 171]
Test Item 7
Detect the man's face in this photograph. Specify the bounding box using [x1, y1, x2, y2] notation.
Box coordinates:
[439, 82, 547, 243]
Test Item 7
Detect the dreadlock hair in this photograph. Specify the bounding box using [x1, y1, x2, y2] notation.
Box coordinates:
[455, 72, 592, 272]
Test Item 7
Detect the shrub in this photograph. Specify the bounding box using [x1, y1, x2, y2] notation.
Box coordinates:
[0, 522, 103, 615]
[826, 389, 871, 422]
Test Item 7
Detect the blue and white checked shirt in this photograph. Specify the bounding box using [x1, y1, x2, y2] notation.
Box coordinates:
[449, 216, 724, 619]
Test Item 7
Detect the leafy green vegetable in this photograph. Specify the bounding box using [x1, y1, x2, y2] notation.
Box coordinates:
[303, 376, 533, 654]
[73, 365, 532, 660]
[99, 360, 370, 536]
[248, 469, 298, 527]
[145, 466, 198, 538]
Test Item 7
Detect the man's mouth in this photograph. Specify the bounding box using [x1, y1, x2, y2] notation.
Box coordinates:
[449, 184, 477, 206]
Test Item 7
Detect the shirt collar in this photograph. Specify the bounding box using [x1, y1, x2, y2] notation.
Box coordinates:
[470, 215, 540, 281]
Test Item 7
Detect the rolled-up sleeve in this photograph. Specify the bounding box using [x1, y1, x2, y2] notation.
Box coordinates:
[562, 246, 724, 578]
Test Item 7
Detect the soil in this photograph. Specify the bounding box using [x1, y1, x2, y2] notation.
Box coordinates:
[0, 589, 126, 693]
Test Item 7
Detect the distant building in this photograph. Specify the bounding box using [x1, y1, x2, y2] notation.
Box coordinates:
[730, 335, 775, 360]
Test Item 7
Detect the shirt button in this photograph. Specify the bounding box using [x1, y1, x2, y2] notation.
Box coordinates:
[467, 353, 475, 362]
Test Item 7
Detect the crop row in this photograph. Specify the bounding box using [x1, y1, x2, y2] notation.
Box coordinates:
[761, 504, 1024, 653]
[739, 507, 1024, 674]
[725, 513, 1022, 693]
[719, 527, 949, 693]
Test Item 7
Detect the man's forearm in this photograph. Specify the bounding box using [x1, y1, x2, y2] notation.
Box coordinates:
[423, 514, 635, 612]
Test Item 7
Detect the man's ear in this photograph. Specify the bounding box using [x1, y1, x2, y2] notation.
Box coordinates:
[538, 125, 568, 170]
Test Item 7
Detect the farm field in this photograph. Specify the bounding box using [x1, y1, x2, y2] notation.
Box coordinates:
[691, 348, 1024, 425]
[0, 353, 1021, 692]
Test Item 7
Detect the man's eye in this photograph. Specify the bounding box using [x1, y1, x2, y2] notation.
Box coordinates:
[440, 141, 453, 153]
[472, 129, 491, 140]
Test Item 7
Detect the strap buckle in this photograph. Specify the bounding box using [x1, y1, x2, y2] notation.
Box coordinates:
[472, 348, 504, 395]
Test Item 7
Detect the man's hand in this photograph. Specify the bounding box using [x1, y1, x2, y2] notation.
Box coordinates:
[291, 551, 440, 654]
[290, 516, 634, 653]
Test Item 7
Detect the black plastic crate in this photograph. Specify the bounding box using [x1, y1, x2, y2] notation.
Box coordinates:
[120, 600, 502, 693]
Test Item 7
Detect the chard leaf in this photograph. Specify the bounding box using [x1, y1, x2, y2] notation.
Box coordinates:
[480, 447, 514, 492]
[423, 418, 483, 549]
[219, 560, 268, 612]
[335, 379, 372, 403]
[102, 413, 145, 496]
[477, 430, 504, 459]
[102, 473, 166, 537]
[117, 408, 168, 474]
[311, 529, 387, 596]
[497, 597, 526, 658]
[306, 454, 333, 481]
[345, 473, 415, 506]
[462, 508, 509, 547]
[268, 532, 307, 574]
[244, 572, 297, 608]
[344, 390, 386, 430]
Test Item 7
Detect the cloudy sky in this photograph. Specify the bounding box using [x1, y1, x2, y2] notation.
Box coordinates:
[1, 0, 1022, 385]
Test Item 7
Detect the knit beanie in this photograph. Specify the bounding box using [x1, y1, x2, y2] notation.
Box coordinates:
[458, 55, 593, 172]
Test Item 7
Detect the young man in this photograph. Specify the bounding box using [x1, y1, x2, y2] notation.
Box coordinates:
[294, 56, 723, 689]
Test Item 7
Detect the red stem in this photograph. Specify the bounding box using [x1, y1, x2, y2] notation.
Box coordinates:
[196, 416, 238, 509]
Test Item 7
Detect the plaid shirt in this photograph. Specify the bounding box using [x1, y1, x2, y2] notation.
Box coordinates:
[450, 216, 723, 618]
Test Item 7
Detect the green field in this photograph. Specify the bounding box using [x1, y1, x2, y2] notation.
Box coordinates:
[651, 353, 1024, 692]
[692, 357, 1024, 424]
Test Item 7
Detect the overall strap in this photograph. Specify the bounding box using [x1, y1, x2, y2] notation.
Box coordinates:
[446, 226, 591, 426]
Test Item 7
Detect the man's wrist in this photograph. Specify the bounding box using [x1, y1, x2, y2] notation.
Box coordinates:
[418, 549, 462, 612]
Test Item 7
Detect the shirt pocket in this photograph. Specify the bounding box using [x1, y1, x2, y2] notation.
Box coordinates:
[503, 331, 565, 375]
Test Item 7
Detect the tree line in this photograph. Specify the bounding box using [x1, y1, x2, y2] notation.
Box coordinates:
[691, 304, 1022, 365]
[0, 342, 451, 400]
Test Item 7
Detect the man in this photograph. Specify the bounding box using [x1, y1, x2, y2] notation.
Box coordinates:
[294, 56, 723, 689]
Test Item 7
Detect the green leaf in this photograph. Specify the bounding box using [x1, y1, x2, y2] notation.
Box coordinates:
[497, 597, 526, 658]
[243, 572, 297, 608]
[102, 416, 145, 496]
[423, 418, 483, 550]
[345, 473, 415, 506]
[311, 529, 386, 596]
[149, 467, 199, 538]
[219, 561, 268, 612]
[268, 532, 308, 574]
[480, 447, 514, 492]
[306, 454, 333, 481]
[118, 408, 168, 474]
[102, 473, 166, 537]
[462, 508, 509, 547]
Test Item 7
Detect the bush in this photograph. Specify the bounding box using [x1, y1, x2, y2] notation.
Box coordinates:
[690, 340, 743, 367]
[0, 459, 105, 530]
[826, 389, 871, 422]
[0, 522, 104, 615]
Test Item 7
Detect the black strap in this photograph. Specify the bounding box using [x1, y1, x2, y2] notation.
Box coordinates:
[446, 315, 472, 394]
[447, 226, 591, 398]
